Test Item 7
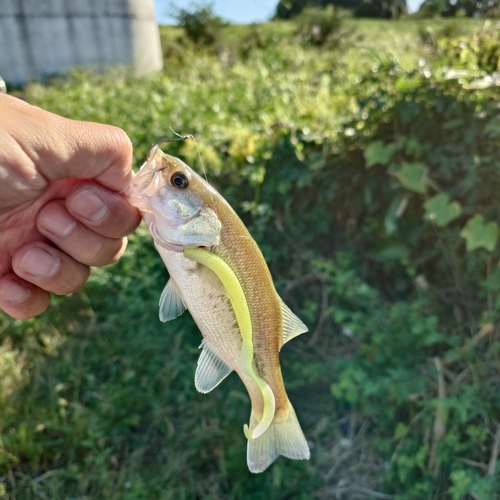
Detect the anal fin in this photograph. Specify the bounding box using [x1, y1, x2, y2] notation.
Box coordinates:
[280, 297, 308, 346]
[195, 340, 232, 393]
[159, 279, 187, 322]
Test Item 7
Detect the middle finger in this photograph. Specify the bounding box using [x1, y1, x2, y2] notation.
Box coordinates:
[37, 201, 127, 267]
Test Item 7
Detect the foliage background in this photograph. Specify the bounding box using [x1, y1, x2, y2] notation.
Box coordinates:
[2, 9, 500, 500]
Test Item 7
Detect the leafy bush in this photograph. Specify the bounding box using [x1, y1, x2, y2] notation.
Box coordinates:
[238, 24, 282, 60]
[295, 5, 349, 47]
[425, 20, 500, 72]
[174, 3, 226, 48]
[255, 60, 500, 498]
[417, 21, 466, 48]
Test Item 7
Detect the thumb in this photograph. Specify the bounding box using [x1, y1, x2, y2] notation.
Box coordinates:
[0, 94, 133, 192]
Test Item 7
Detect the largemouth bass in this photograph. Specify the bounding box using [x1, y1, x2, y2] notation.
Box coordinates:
[127, 144, 310, 473]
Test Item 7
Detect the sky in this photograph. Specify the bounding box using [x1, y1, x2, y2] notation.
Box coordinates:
[155, 0, 426, 25]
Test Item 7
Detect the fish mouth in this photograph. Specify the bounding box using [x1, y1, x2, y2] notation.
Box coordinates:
[158, 240, 205, 253]
[155, 239, 187, 252]
[148, 214, 218, 253]
[149, 223, 186, 252]
[153, 233, 212, 253]
[131, 165, 167, 192]
[124, 166, 167, 210]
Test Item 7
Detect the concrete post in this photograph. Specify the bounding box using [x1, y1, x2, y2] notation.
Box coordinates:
[0, 0, 163, 85]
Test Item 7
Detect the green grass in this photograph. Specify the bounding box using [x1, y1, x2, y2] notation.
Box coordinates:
[2, 16, 499, 500]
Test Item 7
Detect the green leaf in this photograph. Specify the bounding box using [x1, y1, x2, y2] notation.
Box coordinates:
[394, 422, 409, 440]
[423, 193, 461, 227]
[396, 162, 427, 193]
[364, 140, 395, 168]
[460, 215, 499, 252]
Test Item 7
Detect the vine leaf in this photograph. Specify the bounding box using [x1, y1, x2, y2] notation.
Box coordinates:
[397, 162, 427, 193]
[364, 140, 395, 168]
[460, 215, 499, 252]
[423, 193, 461, 227]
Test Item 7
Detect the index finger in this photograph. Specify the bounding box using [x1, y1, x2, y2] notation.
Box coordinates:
[1, 94, 133, 192]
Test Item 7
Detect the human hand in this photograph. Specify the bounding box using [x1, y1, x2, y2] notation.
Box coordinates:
[0, 94, 141, 319]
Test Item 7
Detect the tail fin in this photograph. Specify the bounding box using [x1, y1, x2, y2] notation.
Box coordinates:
[247, 403, 310, 473]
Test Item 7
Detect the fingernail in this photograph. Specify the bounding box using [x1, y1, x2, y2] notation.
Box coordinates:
[0, 280, 30, 304]
[70, 188, 107, 221]
[19, 247, 59, 278]
[39, 203, 76, 237]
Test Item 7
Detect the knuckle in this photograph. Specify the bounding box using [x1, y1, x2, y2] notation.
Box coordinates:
[109, 125, 132, 149]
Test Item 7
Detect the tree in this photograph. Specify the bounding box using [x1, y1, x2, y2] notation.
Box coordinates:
[417, 0, 500, 17]
[276, 0, 322, 19]
[275, 0, 407, 19]
[415, 0, 447, 17]
[174, 4, 226, 47]
[356, 0, 407, 18]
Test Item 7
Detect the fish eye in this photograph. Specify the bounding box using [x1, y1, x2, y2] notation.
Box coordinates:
[171, 172, 189, 189]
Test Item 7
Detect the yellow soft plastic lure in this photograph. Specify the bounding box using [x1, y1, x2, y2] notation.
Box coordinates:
[184, 247, 276, 440]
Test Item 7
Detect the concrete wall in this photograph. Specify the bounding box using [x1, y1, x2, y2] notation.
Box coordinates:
[0, 0, 163, 85]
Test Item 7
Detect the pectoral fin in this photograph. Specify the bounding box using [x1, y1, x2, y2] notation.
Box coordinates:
[195, 340, 232, 393]
[159, 279, 186, 322]
[280, 297, 308, 346]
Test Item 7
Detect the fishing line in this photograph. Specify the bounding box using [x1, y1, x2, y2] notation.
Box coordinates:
[164, 128, 217, 214]
[151, 131, 218, 215]
[168, 128, 210, 186]
[152, 134, 191, 148]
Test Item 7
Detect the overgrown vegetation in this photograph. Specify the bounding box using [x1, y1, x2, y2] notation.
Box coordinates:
[294, 5, 349, 47]
[434, 20, 500, 71]
[2, 13, 500, 500]
[173, 3, 226, 48]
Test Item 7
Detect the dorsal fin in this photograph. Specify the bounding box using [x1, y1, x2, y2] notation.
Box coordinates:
[280, 297, 308, 346]
[195, 340, 232, 393]
[159, 279, 186, 322]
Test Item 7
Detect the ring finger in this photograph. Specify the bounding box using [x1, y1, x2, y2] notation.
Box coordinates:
[0, 274, 51, 320]
[37, 201, 127, 267]
[12, 241, 90, 295]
